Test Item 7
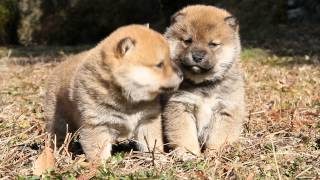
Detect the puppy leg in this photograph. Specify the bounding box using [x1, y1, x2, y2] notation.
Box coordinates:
[135, 115, 164, 152]
[45, 94, 67, 147]
[206, 109, 243, 150]
[79, 125, 114, 162]
[45, 104, 71, 148]
[163, 102, 200, 155]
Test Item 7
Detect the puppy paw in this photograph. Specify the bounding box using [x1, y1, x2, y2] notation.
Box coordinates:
[172, 147, 198, 161]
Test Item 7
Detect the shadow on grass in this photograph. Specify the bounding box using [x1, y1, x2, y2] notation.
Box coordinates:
[0, 45, 92, 65]
[242, 23, 320, 67]
[68, 140, 139, 158]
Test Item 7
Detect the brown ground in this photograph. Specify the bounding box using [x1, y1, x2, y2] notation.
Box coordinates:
[0, 46, 319, 179]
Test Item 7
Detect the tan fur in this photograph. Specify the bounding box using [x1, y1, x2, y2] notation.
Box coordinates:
[44, 25, 182, 161]
[163, 5, 246, 155]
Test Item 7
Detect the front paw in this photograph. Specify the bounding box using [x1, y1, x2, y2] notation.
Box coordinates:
[98, 143, 112, 162]
[171, 147, 198, 161]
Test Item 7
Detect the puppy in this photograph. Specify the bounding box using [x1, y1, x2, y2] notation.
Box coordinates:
[44, 25, 182, 161]
[163, 5, 246, 155]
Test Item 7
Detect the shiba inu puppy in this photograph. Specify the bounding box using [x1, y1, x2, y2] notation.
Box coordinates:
[44, 25, 182, 161]
[163, 5, 246, 156]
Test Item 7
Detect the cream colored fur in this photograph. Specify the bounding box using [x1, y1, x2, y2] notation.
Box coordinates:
[163, 5, 246, 155]
[44, 25, 182, 161]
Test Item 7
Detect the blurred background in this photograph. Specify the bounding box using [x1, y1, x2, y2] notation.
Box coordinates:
[0, 0, 319, 57]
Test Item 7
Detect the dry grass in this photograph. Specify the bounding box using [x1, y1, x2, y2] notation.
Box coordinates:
[0, 46, 319, 179]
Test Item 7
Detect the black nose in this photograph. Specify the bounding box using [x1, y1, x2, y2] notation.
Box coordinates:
[192, 50, 206, 63]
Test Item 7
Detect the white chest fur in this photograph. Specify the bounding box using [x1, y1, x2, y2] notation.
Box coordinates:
[122, 112, 144, 138]
[196, 95, 221, 131]
[169, 91, 220, 131]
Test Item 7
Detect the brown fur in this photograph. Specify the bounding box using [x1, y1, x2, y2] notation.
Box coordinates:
[163, 5, 246, 156]
[44, 25, 182, 161]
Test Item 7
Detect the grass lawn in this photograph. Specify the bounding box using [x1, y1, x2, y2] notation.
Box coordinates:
[0, 46, 319, 179]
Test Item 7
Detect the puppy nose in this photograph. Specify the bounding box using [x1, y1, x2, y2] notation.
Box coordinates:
[192, 50, 206, 63]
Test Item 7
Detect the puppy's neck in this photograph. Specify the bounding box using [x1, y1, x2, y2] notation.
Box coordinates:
[181, 78, 221, 89]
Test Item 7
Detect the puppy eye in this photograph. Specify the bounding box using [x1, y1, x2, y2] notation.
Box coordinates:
[156, 61, 164, 69]
[183, 37, 192, 45]
[208, 42, 220, 48]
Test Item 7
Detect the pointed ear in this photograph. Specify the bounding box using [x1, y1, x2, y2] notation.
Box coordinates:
[144, 23, 150, 28]
[116, 37, 135, 57]
[170, 12, 185, 24]
[224, 16, 239, 30]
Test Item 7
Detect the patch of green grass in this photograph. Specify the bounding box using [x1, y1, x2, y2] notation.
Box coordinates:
[97, 166, 164, 179]
[179, 160, 206, 171]
[97, 167, 116, 179]
[17, 175, 40, 180]
[112, 152, 125, 162]
[241, 48, 319, 67]
[241, 48, 270, 61]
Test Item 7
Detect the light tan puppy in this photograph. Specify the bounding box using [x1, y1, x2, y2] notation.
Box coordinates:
[163, 5, 246, 156]
[44, 25, 182, 161]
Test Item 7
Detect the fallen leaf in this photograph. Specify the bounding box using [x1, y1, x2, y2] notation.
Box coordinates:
[194, 170, 208, 180]
[33, 142, 55, 176]
[246, 172, 255, 180]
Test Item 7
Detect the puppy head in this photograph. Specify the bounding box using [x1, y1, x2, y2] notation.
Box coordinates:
[102, 25, 183, 102]
[165, 5, 241, 84]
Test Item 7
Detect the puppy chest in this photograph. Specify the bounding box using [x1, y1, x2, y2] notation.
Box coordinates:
[169, 91, 219, 127]
[118, 112, 143, 139]
[195, 95, 221, 130]
[118, 110, 158, 139]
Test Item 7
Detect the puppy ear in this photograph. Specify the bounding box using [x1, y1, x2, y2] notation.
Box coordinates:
[143, 23, 150, 28]
[116, 37, 135, 57]
[170, 12, 185, 24]
[224, 16, 239, 30]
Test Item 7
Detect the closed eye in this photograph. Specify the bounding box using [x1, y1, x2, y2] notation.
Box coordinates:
[183, 37, 192, 45]
[208, 42, 221, 48]
[156, 61, 164, 69]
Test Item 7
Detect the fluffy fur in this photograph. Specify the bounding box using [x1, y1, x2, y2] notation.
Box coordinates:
[163, 5, 246, 155]
[44, 25, 182, 161]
